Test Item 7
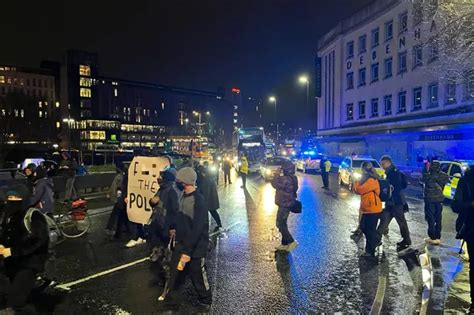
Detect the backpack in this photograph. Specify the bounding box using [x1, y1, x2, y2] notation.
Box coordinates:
[378, 179, 392, 202]
[24, 208, 60, 248]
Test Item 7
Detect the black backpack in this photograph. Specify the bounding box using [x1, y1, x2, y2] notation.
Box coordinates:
[378, 179, 392, 202]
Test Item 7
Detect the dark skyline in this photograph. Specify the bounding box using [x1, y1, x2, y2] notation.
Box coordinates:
[1, 0, 373, 128]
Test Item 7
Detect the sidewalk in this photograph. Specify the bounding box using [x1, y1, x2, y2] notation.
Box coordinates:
[425, 230, 471, 313]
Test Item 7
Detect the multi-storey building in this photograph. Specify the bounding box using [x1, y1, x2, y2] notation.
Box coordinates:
[0, 64, 61, 150]
[317, 0, 474, 166]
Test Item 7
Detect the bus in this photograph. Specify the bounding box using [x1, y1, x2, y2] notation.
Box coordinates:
[233, 127, 266, 173]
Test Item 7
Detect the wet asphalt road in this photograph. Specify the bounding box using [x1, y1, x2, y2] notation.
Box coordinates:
[33, 171, 459, 314]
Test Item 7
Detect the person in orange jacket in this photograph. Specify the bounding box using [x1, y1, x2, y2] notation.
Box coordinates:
[354, 162, 383, 258]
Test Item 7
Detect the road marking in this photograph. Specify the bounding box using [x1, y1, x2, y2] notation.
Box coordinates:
[57, 221, 241, 291]
[56, 257, 150, 291]
[370, 275, 387, 315]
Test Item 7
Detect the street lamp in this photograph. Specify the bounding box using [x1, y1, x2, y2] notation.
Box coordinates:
[299, 75, 309, 109]
[192, 111, 211, 135]
[62, 117, 75, 154]
[268, 96, 278, 143]
[185, 118, 189, 130]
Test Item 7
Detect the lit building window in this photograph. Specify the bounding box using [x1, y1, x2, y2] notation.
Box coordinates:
[114, 88, 118, 97]
[56, 121, 61, 128]
[413, 87, 422, 111]
[39, 111, 42, 118]
[0, 76, 5, 83]
[20, 109, 24, 118]
[55, 101, 60, 108]
[38, 101, 42, 108]
[80, 77, 92, 87]
[20, 78, 24, 86]
[80, 88, 92, 98]
[14, 109, 18, 117]
[79, 65, 91, 76]
[161, 102, 165, 110]
[7, 77, 11, 84]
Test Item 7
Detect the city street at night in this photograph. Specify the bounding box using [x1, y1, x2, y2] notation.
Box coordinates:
[30, 171, 459, 314]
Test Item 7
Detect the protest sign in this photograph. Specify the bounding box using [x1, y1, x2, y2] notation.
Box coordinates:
[127, 156, 170, 224]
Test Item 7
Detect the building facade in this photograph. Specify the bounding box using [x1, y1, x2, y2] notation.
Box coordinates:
[0, 65, 61, 150]
[317, 0, 474, 166]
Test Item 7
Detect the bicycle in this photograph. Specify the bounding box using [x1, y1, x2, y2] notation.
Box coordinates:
[53, 199, 91, 238]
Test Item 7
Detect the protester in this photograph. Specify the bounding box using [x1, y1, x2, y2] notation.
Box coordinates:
[223, 157, 232, 185]
[76, 162, 88, 176]
[23, 163, 37, 195]
[58, 152, 78, 200]
[113, 168, 130, 240]
[162, 167, 212, 311]
[421, 161, 449, 245]
[354, 162, 382, 258]
[240, 155, 249, 189]
[377, 155, 412, 251]
[199, 164, 223, 232]
[451, 166, 474, 312]
[321, 156, 331, 190]
[271, 161, 299, 252]
[0, 184, 49, 313]
[149, 170, 179, 248]
[106, 166, 125, 235]
[29, 167, 55, 215]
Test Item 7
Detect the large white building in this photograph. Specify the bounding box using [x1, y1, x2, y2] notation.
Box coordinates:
[317, 0, 474, 166]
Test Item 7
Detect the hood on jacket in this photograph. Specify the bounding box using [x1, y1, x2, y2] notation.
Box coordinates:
[430, 161, 441, 172]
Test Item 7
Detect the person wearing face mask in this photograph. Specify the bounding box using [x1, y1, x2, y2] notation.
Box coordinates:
[354, 162, 383, 258]
[0, 184, 49, 314]
[161, 167, 211, 312]
[149, 170, 179, 249]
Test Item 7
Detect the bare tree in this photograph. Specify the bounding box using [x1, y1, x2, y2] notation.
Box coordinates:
[413, 0, 474, 87]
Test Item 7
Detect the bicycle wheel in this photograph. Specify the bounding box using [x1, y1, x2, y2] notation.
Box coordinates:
[57, 211, 91, 238]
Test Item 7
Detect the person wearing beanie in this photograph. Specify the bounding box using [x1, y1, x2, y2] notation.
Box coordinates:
[23, 163, 37, 195]
[421, 160, 449, 245]
[271, 161, 299, 252]
[0, 184, 49, 313]
[29, 167, 54, 215]
[161, 167, 211, 311]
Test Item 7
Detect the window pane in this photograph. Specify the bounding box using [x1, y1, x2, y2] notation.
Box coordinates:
[79, 65, 91, 76]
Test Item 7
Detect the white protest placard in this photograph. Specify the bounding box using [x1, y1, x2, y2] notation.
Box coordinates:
[127, 156, 170, 225]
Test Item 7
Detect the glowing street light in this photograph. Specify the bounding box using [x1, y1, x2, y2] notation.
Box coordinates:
[298, 75, 310, 108]
[268, 96, 279, 143]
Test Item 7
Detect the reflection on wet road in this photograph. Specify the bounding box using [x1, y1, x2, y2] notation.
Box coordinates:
[42, 171, 454, 314]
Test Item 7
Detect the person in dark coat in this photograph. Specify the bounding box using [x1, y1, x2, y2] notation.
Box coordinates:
[149, 170, 179, 247]
[58, 153, 78, 200]
[114, 170, 130, 240]
[29, 167, 55, 215]
[223, 157, 232, 185]
[199, 164, 222, 232]
[23, 163, 37, 196]
[377, 155, 412, 251]
[162, 167, 211, 312]
[421, 161, 449, 245]
[451, 167, 474, 312]
[271, 161, 298, 252]
[0, 184, 49, 313]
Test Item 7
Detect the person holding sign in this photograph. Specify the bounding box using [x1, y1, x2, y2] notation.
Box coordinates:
[161, 167, 212, 312]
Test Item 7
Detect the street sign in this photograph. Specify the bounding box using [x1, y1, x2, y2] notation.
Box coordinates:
[127, 156, 170, 225]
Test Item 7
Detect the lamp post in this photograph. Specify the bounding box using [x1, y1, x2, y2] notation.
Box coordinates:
[193, 111, 210, 135]
[62, 117, 75, 154]
[299, 75, 309, 109]
[185, 118, 189, 131]
[268, 96, 278, 143]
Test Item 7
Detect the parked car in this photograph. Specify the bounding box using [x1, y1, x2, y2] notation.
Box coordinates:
[338, 156, 385, 191]
[437, 160, 474, 200]
[260, 157, 292, 181]
[296, 153, 323, 173]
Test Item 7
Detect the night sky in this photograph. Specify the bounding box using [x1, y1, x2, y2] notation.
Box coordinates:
[1, 0, 372, 128]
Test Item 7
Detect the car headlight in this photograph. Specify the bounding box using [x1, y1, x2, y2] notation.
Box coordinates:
[353, 172, 362, 180]
[266, 169, 272, 175]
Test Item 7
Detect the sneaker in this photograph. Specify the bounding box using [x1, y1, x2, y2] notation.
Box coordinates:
[432, 239, 441, 245]
[125, 239, 138, 248]
[136, 238, 146, 245]
[286, 241, 299, 252]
